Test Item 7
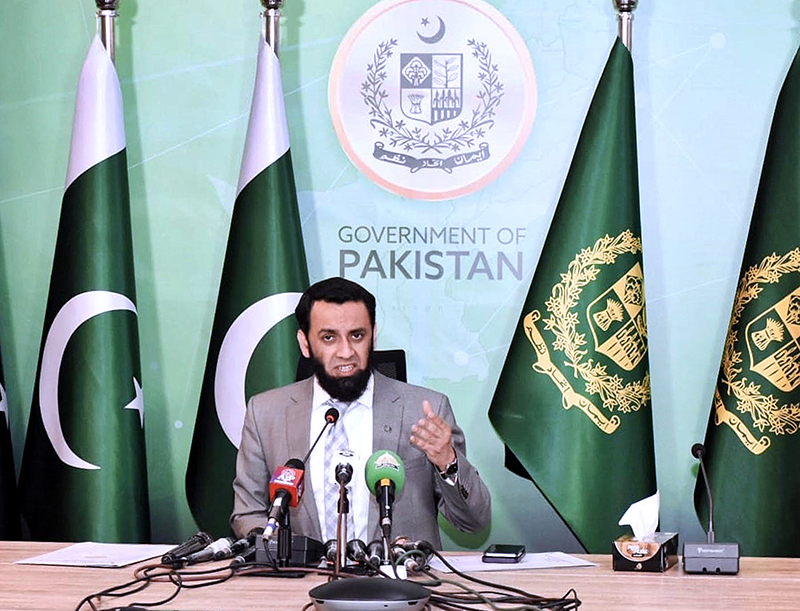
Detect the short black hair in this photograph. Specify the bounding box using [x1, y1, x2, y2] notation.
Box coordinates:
[295, 277, 376, 334]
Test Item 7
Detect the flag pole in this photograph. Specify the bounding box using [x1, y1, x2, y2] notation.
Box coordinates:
[261, 0, 283, 55]
[95, 0, 119, 63]
[613, 0, 637, 51]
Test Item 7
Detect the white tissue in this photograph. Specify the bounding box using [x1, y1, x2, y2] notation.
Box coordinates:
[618, 490, 660, 541]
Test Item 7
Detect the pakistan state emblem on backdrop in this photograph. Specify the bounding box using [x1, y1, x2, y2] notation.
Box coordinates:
[523, 232, 651, 434]
[715, 249, 800, 455]
[328, 0, 537, 201]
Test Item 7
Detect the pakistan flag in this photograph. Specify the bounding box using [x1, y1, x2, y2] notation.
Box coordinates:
[489, 39, 656, 553]
[18, 35, 149, 542]
[185, 31, 308, 536]
[695, 46, 800, 557]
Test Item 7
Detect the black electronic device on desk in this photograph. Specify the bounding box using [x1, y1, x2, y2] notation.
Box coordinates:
[482, 543, 526, 563]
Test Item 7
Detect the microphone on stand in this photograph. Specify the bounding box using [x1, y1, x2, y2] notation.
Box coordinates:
[683, 443, 740, 574]
[263, 407, 341, 541]
[263, 458, 305, 540]
[364, 450, 406, 540]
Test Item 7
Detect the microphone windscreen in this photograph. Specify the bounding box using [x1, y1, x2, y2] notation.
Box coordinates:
[286, 457, 305, 470]
[691, 443, 705, 459]
[365, 450, 405, 494]
[325, 407, 340, 424]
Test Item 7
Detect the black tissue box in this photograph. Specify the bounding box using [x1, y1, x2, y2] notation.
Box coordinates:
[612, 532, 679, 572]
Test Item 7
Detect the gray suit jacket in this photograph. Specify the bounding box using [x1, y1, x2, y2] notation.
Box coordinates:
[230, 371, 491, 548]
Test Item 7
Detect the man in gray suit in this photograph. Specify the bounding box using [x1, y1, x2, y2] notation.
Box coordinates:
[231, 277, 490, 549]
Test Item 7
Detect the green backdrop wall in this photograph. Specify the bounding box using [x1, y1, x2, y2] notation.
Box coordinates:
[1, 0, 796, 549]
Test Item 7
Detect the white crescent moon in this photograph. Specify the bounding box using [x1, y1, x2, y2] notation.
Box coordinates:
[215, 292, 302, 448]
[418, 17, 446, 44]
[40, 290, 137, 470]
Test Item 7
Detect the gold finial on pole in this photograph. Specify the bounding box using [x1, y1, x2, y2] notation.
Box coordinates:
[95, 0, 119, 63]
[260, 0, 283, 56]
[613, 0, 637, 51]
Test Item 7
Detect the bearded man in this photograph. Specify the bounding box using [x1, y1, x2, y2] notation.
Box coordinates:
[230, 277, 490, 548]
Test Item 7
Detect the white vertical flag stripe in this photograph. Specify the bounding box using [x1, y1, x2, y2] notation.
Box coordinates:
[65, 35, 126, 189]
[237, 34, 291, 195]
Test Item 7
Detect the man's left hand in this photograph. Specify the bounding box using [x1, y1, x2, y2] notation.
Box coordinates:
[410, 400, 456, 471]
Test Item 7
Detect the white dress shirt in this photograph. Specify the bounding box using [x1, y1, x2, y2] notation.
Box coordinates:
[308, 374, 374, 543]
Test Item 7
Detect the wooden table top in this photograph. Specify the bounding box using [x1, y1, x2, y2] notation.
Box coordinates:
[1, 542, 798, 611]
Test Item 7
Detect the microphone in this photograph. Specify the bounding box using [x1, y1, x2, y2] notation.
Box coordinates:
[301, 407, 340, 465]
[161, 531, 213, 566]
[230, 544, 256, 567]
[182, 536, 235, 565]
[684, 442, 740, 574]
[366, 539, 384, 568]
[323, 539, 338, 564]
[263, 410, 341, 541]
[691, 443, 714, 544]
[392, 536, 432, 572]
[335, 449, 356, 485]
[346, 539, 368, 565]
[364, 450, 406, 538]
[264, 457, 305, 540]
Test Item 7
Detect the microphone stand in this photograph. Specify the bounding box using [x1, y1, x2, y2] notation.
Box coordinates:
[276, 508, 292, 567]
[335, 484, 350, 575]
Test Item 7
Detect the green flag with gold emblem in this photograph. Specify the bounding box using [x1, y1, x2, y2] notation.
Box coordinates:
[694, 46, 800, 557]
[489, 39, 656, 553]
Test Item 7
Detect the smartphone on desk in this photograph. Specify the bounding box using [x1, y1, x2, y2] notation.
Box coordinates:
[481, 544, 526, 563]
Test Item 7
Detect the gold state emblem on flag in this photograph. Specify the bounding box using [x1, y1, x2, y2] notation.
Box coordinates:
[715, 250, 800, 455]
[522, 231, 650, 435]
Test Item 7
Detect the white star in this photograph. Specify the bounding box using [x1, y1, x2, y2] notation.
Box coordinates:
[124, 377, 144, 428]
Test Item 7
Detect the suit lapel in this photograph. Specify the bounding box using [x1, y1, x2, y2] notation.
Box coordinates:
[287, 379, 322, 540]
[368, 372, 407, 540]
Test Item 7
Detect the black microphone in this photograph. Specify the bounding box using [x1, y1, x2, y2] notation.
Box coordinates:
[182, 536, 235, 565]
[301, 407, 340, 465]
[691, 443, 714, 544]
[335, 462, 354, 485]
[366, 539, 384, 568]
[392, 537, 432, 572]
[346, 539, 368, 565]
[684, 442, 740, 575]
[323, 539, 338, 564]
[230, 544, 256, 567]
[161, 531, 213, 566]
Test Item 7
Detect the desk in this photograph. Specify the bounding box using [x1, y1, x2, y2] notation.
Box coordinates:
[1, 542, 799, 611]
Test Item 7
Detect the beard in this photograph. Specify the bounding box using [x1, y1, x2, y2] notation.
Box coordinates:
[309, 346, 374, 403]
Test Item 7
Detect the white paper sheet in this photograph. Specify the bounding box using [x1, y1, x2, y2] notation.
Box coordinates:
[429, 552, 597, 573]
[15, 542, 175, 568]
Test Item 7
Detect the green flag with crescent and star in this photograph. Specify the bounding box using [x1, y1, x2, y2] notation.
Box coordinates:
[18, 34, 150, 542]
[695, 46, 800, 557]
[0, 352, 21, 539]
[489, 39, 657, 553]
[185, 31, 309, 536]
